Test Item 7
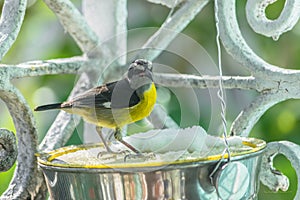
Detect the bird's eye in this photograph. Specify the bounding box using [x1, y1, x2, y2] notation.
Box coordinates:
[136, 60, 145, 65]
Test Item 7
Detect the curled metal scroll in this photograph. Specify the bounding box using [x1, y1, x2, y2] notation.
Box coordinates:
[217, 0, 300, 135]
[0, 0, 109, 197]
[0, 85, 47, 199]
[1, 0, 300, 199]
[0, 0, 26, 59]
[246, 0, 300, 40]
[0, 0, 46, 199]
[261, 141, 300, 199]
[0, 129, 17, 172]
[0, 0, 104, 198]
[217, 0, 300, 198]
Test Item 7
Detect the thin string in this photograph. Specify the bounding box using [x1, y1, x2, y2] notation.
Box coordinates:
[209, 0, 231, 185]
[214, 0, 231, 162]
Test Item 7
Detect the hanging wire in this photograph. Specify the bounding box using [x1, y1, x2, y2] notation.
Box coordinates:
[214, 0, 231, 162]
[209, 0, 232, 186]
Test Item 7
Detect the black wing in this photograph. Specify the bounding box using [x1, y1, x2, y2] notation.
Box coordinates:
[67, 79, 140, 109]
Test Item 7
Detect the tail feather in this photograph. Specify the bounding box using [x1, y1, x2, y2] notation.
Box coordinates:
[34, 103, 63, 111]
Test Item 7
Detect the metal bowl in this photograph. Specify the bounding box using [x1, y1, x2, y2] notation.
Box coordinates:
[38, 137, 266, 200]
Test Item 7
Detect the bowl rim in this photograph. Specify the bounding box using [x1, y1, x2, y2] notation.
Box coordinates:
[37, 137, 266, 172]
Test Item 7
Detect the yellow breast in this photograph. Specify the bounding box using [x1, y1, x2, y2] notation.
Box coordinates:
[74, 83, 157, 129]
[128, 82, 157, 123]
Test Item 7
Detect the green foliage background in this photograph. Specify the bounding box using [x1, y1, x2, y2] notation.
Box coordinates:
[0, 0, 299, 199]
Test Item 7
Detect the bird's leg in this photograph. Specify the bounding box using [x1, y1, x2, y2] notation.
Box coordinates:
[107, 129, 115, 141]
[97, 127, 155, 161]
[114, 128, 156, 162]
[114, 128, 141, 155]
[96, 126, 119, 154]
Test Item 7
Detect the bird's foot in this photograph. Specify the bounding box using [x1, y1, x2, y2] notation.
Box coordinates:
[97, 149, 130, 160]
[124, 152, 156, 162]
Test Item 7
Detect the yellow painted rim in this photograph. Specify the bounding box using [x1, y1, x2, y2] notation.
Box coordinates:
[37, 137, 266, 169]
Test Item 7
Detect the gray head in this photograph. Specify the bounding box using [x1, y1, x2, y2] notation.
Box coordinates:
[127, 59, 153, 89]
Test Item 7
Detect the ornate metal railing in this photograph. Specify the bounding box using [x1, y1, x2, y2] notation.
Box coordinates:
[0, 0, 300, 199]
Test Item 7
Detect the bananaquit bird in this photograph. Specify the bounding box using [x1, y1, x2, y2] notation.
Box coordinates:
[34, 59, 156, 155]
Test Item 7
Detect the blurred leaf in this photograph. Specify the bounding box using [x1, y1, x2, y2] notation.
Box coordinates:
[265, 0, 286, 20]
[0, 164, 16, 195]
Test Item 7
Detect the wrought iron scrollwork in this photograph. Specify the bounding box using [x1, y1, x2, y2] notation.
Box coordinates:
[0, 0, 300, 199]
